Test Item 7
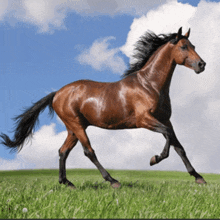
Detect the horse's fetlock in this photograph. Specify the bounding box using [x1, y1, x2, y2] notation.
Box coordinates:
[163, 153, 169, 159]
[104, 175, 111, 182]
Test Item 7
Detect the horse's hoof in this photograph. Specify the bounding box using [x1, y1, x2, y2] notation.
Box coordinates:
[150, 155, 158, 166]
[196, 178, 207, 184]
[111, 182, 121, 189]
[65, 180, 76, 189]
[68, 184, 76, 189]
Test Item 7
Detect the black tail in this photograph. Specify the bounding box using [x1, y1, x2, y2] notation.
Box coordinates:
[0, 92, 56, 153]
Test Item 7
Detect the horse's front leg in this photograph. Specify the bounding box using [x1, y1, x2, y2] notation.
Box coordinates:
[171, 132, 206, 184]
[150, 120, 173, 165]
[150, 120, 206, 184]
[137, 115, 173, 164]
[150, 134, 170, 166]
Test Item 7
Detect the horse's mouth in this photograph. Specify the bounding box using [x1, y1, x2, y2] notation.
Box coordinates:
[195, 66, 205, 74]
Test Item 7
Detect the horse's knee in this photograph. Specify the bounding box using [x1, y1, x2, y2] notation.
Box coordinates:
[84, 147, 94, 158]
[59, 149, 68, 158]
[59, 147, 73, 164]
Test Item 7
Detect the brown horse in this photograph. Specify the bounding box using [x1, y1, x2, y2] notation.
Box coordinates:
[0, 27, 206, 188]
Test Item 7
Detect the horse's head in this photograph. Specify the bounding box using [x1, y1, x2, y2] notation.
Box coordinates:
[171, 27, 206, 74]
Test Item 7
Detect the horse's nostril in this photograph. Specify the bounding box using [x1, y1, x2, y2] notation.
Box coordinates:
[198, 61, 206, 68]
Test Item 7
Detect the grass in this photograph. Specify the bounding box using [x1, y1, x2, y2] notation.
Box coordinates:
[0, 169, 220, 219]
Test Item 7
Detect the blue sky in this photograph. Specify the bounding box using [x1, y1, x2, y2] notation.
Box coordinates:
[1, 0, 220, 174]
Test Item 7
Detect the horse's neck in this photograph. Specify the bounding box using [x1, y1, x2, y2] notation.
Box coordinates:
[138, 43, 176, 93]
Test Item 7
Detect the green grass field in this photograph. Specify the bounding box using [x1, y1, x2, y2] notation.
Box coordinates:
[0, 169, 220, 219]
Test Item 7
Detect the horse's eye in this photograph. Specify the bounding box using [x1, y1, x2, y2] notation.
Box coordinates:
[181, 45, 188, 50]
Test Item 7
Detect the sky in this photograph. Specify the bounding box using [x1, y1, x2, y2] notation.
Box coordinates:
[1, 0, 220, 176]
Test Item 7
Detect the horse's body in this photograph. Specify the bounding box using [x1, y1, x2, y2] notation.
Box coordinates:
[53, 73, 171, 131]
[1, 27, 206, 188]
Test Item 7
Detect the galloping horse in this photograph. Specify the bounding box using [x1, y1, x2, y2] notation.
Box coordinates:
[1, 27, 206, 188]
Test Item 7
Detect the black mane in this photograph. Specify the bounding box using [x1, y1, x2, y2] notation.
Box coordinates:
[123, 31, 180, 77]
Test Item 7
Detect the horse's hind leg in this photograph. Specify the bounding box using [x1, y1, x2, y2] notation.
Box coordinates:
[75, 128, 121, 188]
[59, 131, 78, 188]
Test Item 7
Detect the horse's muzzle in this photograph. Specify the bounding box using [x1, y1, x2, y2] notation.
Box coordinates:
[194, 60, 206, 74]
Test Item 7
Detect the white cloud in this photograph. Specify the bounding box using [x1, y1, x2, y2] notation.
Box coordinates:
[21, 0, 68, 33]
[77, 37, 127, 74]
[0, 0, 172, 33]
[0, 0, 68, 33]
[0, 0, 8, 20]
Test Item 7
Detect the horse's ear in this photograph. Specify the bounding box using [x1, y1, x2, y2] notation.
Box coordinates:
[177, 27, 182, 40]
[171, 27, 182, 44]
[184, 28, 190, 39]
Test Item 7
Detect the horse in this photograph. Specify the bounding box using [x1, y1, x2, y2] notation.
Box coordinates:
[0, 27, 206, 188]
